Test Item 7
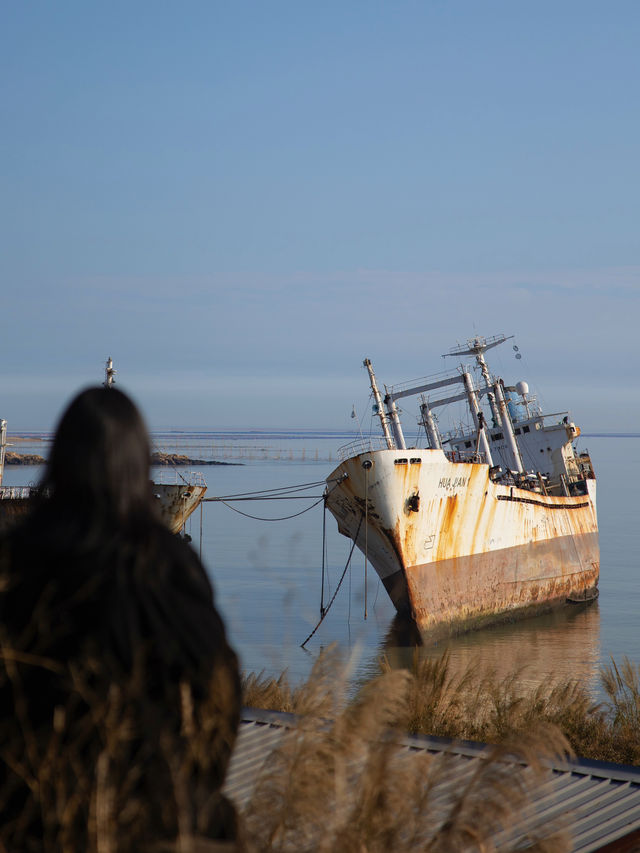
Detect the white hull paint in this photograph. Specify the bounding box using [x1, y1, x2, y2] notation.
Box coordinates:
[327, 448, 598, 631]
[326, 336, 599, 634]
[153, 482, 208, 535]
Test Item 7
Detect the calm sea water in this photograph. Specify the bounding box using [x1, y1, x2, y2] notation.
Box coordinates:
[4, 432, 639, 698]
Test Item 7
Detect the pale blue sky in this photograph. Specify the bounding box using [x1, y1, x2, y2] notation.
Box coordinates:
[2, 1, 638, 432]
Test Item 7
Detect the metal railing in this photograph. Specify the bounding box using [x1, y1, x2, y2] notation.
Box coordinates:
[444, 449, 487, 464]
[0, 487, 32, 500]
[152, 470, 207, 487]
[337, 436, 389, 462]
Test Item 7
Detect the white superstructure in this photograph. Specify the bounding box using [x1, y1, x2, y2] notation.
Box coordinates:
[326, 335, 599, 633]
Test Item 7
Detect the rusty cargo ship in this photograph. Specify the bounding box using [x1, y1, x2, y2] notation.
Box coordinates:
[325, 335, 599, 634]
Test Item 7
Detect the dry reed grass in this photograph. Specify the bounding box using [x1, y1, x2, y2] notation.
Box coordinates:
[393, 650, 640, 765]
[242, 649, 640, 766]
[4, 640, 639, 851]
[0, 644, 239, 852]
[599, 657, 640, 765]
[240, 647, 572, 852]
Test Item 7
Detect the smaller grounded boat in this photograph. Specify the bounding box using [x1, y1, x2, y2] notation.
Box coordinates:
[151, 474, 207, 535]
[0, 418, 34, 533]
[325, 335, 599, 635]
[0, 418, 207, 536]
[0, 359, 207, 536]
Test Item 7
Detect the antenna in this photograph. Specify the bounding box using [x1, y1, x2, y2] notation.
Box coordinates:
[104, 357, 116, 389]
[351, 404, 365, 440]
[443, 333, 513, 360]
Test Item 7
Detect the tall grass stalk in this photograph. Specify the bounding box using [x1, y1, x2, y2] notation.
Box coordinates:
[0, 644, 239, 852]
[243, 649, 640, 765]
[241, 647, 571, 852]
[600, 657, 640, 765]
[3, 642, 639, 851]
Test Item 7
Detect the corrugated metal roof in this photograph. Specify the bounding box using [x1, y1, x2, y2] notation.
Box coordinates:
[224, 708, 640, 852]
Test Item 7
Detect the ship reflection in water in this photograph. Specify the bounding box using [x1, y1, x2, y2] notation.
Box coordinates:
[378, 602, 602, 698]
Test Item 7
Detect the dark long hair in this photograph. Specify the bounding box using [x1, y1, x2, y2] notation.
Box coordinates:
[41, 386, 154, 529]
[1, 387, 242, 846]
[13, 385, 224, 672]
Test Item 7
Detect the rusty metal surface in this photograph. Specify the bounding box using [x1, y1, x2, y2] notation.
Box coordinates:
[326, 448, 599, 630]
[0, 483, 208, 537]
[0, 495, 32, 534]
[153, 482, 208, 534]
[405, 532, 599, 631]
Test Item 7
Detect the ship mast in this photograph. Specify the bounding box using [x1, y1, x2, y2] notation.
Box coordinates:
[493, 377, 524, 473]
[461, 371, 493, 466]
[384, 388, 406, 450]
[363, 358, 395, 449]
[419, 401, 442, 450]
[445, 335, 523, 473]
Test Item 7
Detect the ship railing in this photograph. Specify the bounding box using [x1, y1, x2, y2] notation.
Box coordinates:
[337, 436, 390, 461]
[0, 486, 32, 500]
[440, 427, 471, 443]
[152, 470, 207, 487]
[444, 449, 487, 464]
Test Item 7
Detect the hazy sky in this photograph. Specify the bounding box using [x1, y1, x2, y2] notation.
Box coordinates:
[2, 1, 638, 432]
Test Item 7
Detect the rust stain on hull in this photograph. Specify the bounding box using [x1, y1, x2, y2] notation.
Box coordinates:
[154, 483, 208, 534]
[326, 449, 599, 633]
[405, 532, 599, 631]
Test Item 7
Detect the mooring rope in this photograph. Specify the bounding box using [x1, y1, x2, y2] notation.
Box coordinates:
[205, 478, 334, 501]
[320, 499, 327, 615]
[217, 495, 326, 522]
[206, 474, 347, 523]
[300, 514, 364, 648]
[204, 495, 324, 502]
[364, 463, 369, 620]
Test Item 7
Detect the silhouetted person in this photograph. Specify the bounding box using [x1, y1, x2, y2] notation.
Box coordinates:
[0, 387, 241, 850]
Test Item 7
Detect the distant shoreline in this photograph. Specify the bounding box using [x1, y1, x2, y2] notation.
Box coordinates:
[4, 452, 46, 466]
[149, 452, 239, 467]
[6, 429, 640, 440]
[582, 433, 640, 438]
[3, 451, 239, 467]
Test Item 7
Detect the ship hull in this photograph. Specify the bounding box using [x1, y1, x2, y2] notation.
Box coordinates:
[326, 448, 599, 634]
[0, 483, 207, 537]
[152, 482, 208, 535]
[0, 490, 32, 534]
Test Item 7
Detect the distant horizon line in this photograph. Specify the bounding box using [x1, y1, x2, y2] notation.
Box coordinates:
[6, 428, 640, 440]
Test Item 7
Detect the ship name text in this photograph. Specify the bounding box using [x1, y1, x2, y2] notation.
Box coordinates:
[438, 476, 469, 490]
